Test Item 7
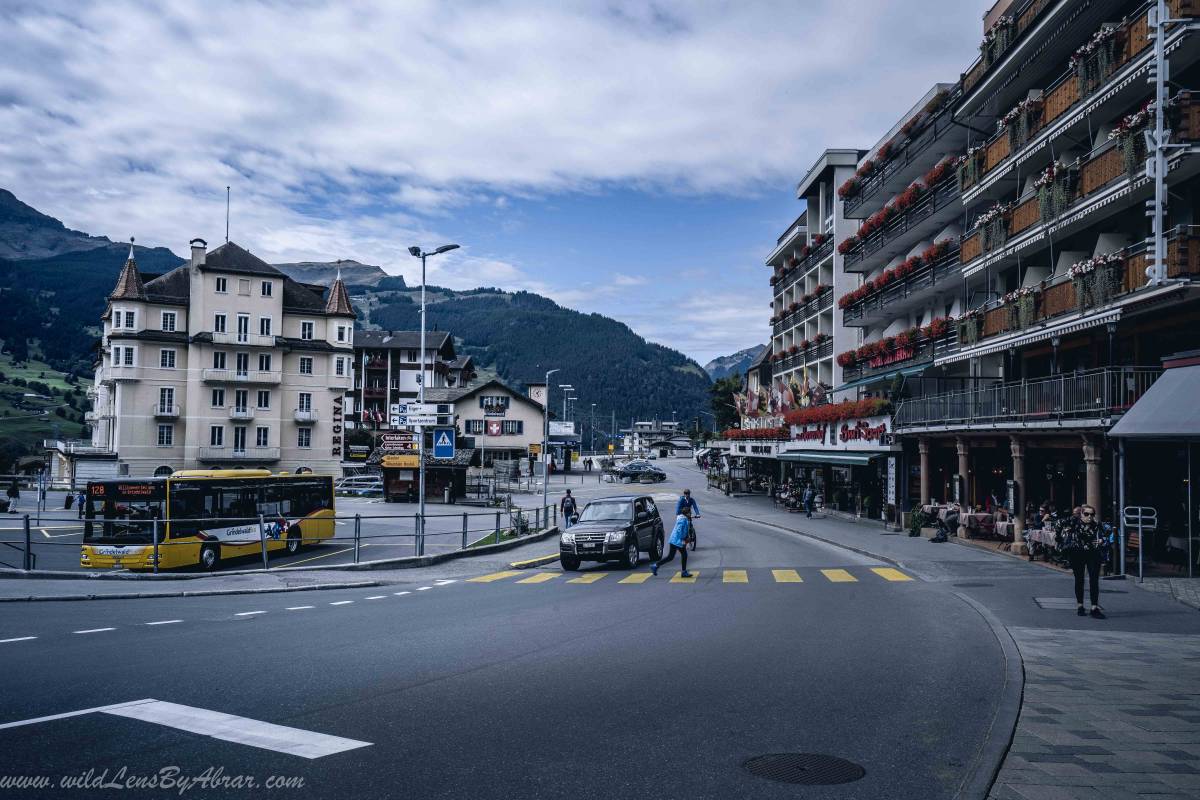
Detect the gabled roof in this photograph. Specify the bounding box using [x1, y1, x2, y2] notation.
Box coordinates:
[446, 379, 544, 412]
[281, 277, 326, 312]
[355, 330, 453, 352]
[324, 275, 355, 316]
[109, 251, 147, 301]
[201, 241, 285, 276]
[143, 266, 190, 305]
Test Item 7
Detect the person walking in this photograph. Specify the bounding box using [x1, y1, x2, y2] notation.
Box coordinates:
[650, 507, 692, 578]
[676, 488, 700, 517]
[76, 487, 86, 519]
[6, 479, 19, 514]
[1057, 504, 1106, 618]
[560, 489, 578, 529]
[802, 484, 815, 518]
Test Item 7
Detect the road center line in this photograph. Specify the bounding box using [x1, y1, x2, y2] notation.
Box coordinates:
[416, 586, 432, 591]
[234, 611, 266, 617]
[145, 620, 182, 626]
[364, 595, 386, 600]
[73, 628, 115, 634]
[0, 636, 37, 643]
[434, 579, 457, 585]
[393, 591, 411, 596]
[286, 606, 314, 610]
[329, 600, 354, 606]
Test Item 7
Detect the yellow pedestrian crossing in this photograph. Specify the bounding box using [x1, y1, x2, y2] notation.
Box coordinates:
[516, 573, 559, 584]
[871, 567, 913, 582]
[567, 573, 607, 584]
[819, 569, 858, 583]
[470, 567, 912, 585]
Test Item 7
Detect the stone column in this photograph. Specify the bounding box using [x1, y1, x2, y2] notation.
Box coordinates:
[919, 438, 930, 507]
[1010, 435, 1026, 554]
[956, 436, 970, 536]
[1083, 436, 1103, 521]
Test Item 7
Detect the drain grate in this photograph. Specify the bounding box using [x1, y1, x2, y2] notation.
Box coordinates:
[953, 582, 994, 588]
[742, 753, 865, 785]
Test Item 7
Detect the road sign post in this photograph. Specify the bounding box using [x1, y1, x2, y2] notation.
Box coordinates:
[1123, 506, 1157, 583]
[433, 428, 455, 459]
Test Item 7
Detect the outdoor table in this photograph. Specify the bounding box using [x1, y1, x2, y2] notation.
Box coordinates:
[1027, 528, 1056, 546]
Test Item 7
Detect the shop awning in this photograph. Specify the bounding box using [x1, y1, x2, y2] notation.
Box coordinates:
[833, 362, 930, 393]
[777, 451, 883, 466]
[1109, 365, 1200, 439]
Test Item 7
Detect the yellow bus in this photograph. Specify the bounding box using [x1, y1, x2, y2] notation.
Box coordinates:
[81, 470, 336, 571]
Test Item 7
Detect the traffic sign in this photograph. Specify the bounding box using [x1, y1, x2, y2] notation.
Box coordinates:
[433, 428, 455, 459]
[396, 414, 438, 427]
[393, 402, 440, 416]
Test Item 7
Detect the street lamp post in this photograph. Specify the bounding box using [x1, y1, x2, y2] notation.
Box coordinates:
[408, 243, 460, 556]
[542, 369, 560, 512]
[590, 403, 596, 455]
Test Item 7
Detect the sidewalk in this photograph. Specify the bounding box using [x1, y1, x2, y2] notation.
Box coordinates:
[717, 492, 1200, 800]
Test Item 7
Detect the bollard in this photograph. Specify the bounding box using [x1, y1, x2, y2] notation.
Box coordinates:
[258, 515, 269, 570]
[152, 518, 160, 575]
[494, 511, 501, 545]
[553, 504, 558, 526]
[462, 512, 468, 549]
[535, 506, 541, 531]
[23, 514, 31, 571]
[354, 514, 362, 563]
[415, 514, 422, 557]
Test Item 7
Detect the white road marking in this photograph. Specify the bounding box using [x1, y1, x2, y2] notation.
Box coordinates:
[329, 600, 353, 606]
[416, 586, 432, 591]
[286, 606, 314, 611]
[73, 628, 115, 634]
[0, 699, 372, 759]
[145, 620, 182, 626]
[0, 636, 36, 644]
[434, 579, 457, 585]
[364, 595, 386, 600]
[234, 611, 266, 617]
[393, 591, 411, 596]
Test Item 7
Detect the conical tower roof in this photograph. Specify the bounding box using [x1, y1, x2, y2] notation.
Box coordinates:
[109, 240, 147, 301]
[324, 268, 355, 317]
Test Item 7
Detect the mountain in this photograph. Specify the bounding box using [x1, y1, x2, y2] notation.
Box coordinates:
[704, 344, 765, 380]
[275, 259, 392, 288]
[0, 188, 113, 260]
[0, 188, 712, 433]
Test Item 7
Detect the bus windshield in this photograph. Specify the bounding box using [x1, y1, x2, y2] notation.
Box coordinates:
[83, 480, 167, 544]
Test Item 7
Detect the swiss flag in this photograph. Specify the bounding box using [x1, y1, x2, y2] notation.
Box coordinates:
[486, 420, 502, 436]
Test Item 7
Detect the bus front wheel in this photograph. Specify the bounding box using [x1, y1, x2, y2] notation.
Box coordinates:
[286, 528, 301, 555]
[199, 543, 220, 572]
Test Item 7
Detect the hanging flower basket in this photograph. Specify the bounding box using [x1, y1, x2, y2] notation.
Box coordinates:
[980, 15, 1016, 68]
[1071, 26, 1118, 97]
[957, 146, 985, 191]
[957, 312, 981, 346]
[1069, 252, 1123, 309]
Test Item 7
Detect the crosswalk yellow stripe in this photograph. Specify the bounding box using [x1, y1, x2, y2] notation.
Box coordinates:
[619, 573, 652, 584]
[670, 571, 699, 584]
[567, 573, 607, 584]
[871, 567, 913, 582]
[772, 569, 803, 583]
[516, 572, 559, 584]
[723, 569, 748, 583]
[467, 570, 522, 583]
[820, 568, 857, 583]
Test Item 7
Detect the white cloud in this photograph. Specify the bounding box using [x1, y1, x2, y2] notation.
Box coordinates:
[0, 0, 983, 363]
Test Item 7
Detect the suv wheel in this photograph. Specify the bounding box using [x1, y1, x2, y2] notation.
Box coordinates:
[621, 537, 640, 569]
[650, 531, 664, 561]
[560, 555, 581, 571]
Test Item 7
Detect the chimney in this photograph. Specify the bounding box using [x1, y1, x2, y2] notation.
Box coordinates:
[189, 238, 207, 267]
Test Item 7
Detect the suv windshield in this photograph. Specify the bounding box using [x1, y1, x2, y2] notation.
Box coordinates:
[578, 501, 633, 522]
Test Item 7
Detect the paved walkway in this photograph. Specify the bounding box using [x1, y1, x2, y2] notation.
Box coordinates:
[989, 628, 1200, 800]
[1141, 578, 1200, 611]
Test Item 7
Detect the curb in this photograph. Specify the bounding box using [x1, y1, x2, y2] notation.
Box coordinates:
[0, 526, 561, 581]
[949, 591, 1025, 800]
[0, 580, 385, 603]
[730, 514, 907, 569]
[509, 553, 560, 569]
[949, 535, 1069, 574]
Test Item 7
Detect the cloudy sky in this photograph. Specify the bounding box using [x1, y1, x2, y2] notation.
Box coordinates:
[0, 1, 983, 364]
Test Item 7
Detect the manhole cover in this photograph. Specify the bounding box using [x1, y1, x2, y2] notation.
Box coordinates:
[742, 753, 865, 785]
[953, 582, 994, 587]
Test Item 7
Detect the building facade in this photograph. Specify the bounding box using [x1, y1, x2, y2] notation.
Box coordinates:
[48, 239, 355, 483]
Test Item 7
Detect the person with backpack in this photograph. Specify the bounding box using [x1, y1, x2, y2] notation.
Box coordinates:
[1057, 504, 1106, 618]
[560, 489, 578, 528]
[650, 506, 693, 578]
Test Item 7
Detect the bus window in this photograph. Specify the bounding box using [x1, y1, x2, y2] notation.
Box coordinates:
[82, 480, 166, 544]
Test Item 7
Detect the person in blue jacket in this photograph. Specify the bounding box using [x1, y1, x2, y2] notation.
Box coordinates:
[650, 508, 693, 578]
[675, 488, 700, 516]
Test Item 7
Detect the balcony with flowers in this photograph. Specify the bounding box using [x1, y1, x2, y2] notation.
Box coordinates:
[841, 86, 966, 220]
[839, 239, 961, 327]
[961, 0, 1061, 100]
[770, 234, 832, 295]
[771, 285, 833, 336]
[959, 95, 1200, 274]
[770, 332, 833, 373]
[961, 0, 1200, 203]
[836, 317, 954, 384]
[838, 163, 959, 273]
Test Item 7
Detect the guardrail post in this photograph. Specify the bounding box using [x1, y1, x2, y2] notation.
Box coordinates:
[535, 506, 541, 530]
[494, 511, 501, 545]
[23, 514, 31, 571]
[354, 514, 361, 563]
[258, 514, 269, 570]
[415, 514, 422, 557]
[553, 503, 558, 526]
[152, 518, 160, 574]
[462, 512, 468, 549]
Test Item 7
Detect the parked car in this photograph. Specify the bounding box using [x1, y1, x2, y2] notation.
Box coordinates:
[615, 463, 666, 482]
[559, 495, 665, 570]
[335, 476, 383, 496]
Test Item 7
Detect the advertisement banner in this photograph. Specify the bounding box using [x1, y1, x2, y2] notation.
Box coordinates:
[548, 421, 576, 436]
[778, 414, 897, 454]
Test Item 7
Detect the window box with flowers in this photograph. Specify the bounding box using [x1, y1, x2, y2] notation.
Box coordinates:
[1109, 101, 1152, 176]
[998, 96, 1042, 151]
[957, 145, 986, 191]
[1069, 252, 1123, 309]
[1034, 162, 1077, 223]
[957, 308, 983, 346]
[974, 202, 1013, 252]
[1071, 26, 1120, 98]
[1001, 286, 1039, 330]
[980, 14, 1016, 68]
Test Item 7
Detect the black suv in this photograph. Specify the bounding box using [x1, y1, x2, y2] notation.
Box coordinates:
[559, 495, 664, 570]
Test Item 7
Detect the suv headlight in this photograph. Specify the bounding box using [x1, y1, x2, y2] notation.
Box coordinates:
[606, 530, 626, 543]
[560, 532, 575, 545]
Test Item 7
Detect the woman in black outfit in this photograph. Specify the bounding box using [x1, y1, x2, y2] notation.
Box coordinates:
[1058, 504, 1105, 618]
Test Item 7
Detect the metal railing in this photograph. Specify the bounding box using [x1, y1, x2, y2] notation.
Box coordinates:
[842, 247, 961, 323]
[198, 446, 281, 461]
[152, 404, 182, 418]
[202, 368, 283, 384]
[212, 332, 276, 348]
[843, 177, 960, 269]
[894, 366, 1162, 429]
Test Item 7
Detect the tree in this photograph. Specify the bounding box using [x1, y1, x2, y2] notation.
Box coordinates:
[709, 375, 742, 431]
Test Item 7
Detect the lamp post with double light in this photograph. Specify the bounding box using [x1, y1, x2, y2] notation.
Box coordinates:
[407, 243, 459, 555]
[542, 369, 559, 511]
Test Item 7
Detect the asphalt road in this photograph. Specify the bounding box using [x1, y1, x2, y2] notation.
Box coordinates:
[0, 461, 1009, 799]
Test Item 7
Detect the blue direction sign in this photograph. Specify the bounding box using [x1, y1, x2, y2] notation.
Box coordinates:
[433, 428, 455, 459]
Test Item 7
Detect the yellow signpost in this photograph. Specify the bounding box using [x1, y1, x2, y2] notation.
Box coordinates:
[382, 454, 420, 468]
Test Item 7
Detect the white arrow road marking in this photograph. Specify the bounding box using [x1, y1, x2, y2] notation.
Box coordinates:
[0, 699, 372, 759]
